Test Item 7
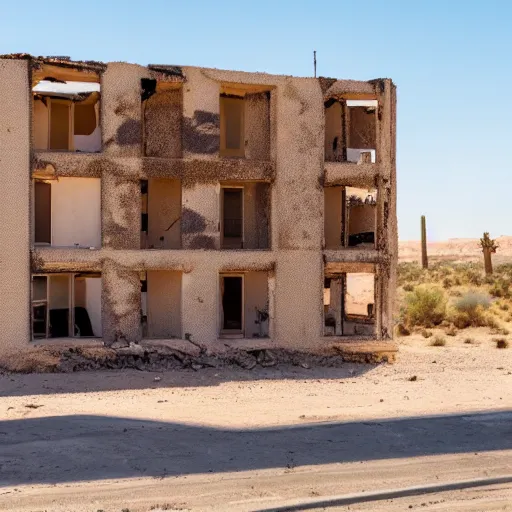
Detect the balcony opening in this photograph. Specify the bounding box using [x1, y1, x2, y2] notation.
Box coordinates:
[141, 79, 183, 158]
[220, 85, 271, 160]
[324, 269, 375, 336]
[221, 183, 270, 250]
[324, 99, 377, 163]
[140, 179, 181, 249]
[33, 78, 101, 152]
[31, 273, 102, 339]
[33, 178, 101, 248]
[140, 271, 182, 339]
[324, 186, 376, 249]
[219, 271, 269, 338]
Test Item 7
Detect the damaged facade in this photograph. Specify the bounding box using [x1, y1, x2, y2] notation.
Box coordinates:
[0, 54, 397, 358]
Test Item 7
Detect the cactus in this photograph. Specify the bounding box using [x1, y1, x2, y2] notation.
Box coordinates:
[421, 215, 428, 269]
[480, 232, 498, 275]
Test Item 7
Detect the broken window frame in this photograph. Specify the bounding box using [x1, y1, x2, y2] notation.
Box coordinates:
[31, 273, 102, 340]
[323, 268, 376, 337]
[344, 187, 378, 249]
[219, 273, 245, 337]
[324, 98, 378, 164]
[220, 186, 245, 249]
[219, 94, 245, 158]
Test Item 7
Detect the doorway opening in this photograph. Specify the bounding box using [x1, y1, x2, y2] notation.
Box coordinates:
[221, 188, 244, 249]
[220, 275, 244, 334]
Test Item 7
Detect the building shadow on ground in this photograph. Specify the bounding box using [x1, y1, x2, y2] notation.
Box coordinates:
[0, 410, 510, 487]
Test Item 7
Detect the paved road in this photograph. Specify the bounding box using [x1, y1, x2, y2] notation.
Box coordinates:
[0, 411, 511, 510]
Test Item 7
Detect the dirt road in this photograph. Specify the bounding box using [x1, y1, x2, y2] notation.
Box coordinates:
[0, 338, 511, 511]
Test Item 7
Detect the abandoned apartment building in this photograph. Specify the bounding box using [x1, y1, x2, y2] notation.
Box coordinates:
[0, 54, 397, 358]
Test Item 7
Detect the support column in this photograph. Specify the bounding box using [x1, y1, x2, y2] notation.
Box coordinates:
[0, 59, 31, 354]
[102, 62, 149, 157]
[181, 266, 218, 345]
[272, 75, 325, 349]
[102, 259, 141, 346]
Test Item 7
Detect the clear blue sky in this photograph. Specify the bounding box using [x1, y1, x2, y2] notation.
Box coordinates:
[2, 0, 511, 241]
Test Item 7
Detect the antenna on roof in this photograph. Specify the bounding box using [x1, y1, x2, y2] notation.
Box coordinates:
[313, 50, 317, 78]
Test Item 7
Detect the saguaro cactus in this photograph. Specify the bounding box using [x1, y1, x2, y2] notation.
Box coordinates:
[421, 215, 428, 269]
[480, 232, 498, 275]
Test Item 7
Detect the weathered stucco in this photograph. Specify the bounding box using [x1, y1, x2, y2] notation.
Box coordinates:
[0, 55, 397, 355]
[0, 59, 31, 355]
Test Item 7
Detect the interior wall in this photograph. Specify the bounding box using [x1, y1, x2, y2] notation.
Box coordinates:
[51, 177, 101, 248]
[220, 96, 244, 157]
[348, 204, 376, 235]
[245, 92, 270, 161]
[243, 183, 270, 249]
[34, 181, 51, 243]
[244, 271, 269, 338]
[74, 100, 101, 152]
[148, 179, 181, 249]
[49, 274, 70, 310]
[147, 270, 181, 338]
[324, 187, 342, 249]
[33, 98, 49, 150]
[324, 101, 342, 161]
[144, 88, 182, 158]
[85, 277, 102, 337]
[348, 106, 376, 149]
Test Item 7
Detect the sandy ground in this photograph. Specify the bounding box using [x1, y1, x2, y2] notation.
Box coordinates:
[400, 236, 512, 263]
[0, 333, 511, 511]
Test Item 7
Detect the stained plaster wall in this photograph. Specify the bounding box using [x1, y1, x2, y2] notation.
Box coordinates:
[243, 271, 269, 338]
[0, 59, 31, 354]
[243, 182, 270, 250]
[146, 270, 181, 338]
[147, 179, 181, 249]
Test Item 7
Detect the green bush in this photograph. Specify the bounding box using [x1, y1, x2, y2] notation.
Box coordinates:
[401, 285, 447, 328]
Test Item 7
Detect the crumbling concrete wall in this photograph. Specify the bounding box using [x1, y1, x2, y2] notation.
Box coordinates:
[245, 92, 270, 161]
[144, 87, 182, 158]
[0, 58, 31, 355]
[148, 178, 181, 249]
[182, 67, 220, 158]
[146, 270, 181, 338]
[181, 184, 220, 249]
[102, 259, 141, 345]
[243, 182, 270, 249]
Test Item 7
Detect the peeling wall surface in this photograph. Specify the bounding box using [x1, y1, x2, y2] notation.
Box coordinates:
[0, 55, 396, 354]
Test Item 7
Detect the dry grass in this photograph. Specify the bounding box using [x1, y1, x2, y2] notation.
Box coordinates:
[430, 335, 446, 347]
[495, 338, 509, 349]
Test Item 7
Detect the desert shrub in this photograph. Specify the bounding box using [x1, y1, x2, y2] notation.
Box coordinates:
[489, 278, 511, 299]
[445, 325, 457, 336]
[495, 338, 509, 349]
[401, 285, 447, 328]
[403, 283, 415, 292]
[398, 263, 425, 287]
[430, 335, 446, 347]
[490, 326, 509, 336]
[464, 337, 475, 344]
[442, 277, 454, 289]
[396, 323, 410, 336]
[421, 329, 433, 338]
[449, 291, 491, 328]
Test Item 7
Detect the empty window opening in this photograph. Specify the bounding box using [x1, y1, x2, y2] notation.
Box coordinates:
[33, 79, 101, 152]
[324, 99, 377, 163]
[141, 271, 182, 339]
[219, 271, 269, 338]
[33, 177, 101, 248]
[324, 186, 376, 249]
[142, 79, 183, 158]
[220, 86, 271, 160]
[222, 188, 243, 248]
[140, 179, 181, 249]
[31, 273, 102, 339]
[324, 272, 375, 336]
[221, 183, 270, 250]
